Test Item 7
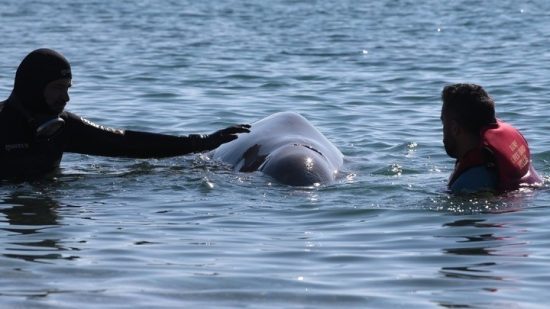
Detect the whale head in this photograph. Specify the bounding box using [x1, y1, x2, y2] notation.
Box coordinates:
[260, 144, 336, 186]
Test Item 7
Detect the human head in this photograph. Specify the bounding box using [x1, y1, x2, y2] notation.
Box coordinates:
[13, 48, 72, 115]
[440, 83, 497, 158]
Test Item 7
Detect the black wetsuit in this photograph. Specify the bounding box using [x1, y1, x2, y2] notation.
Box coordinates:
[0, 101, 208, 179]
[1, 48, 248, 180]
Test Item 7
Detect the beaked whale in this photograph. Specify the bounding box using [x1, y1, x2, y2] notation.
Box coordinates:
[211, 112, 343, 186]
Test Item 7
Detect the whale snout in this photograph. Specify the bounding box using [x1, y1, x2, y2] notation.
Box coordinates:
[260, 145, 336, 186]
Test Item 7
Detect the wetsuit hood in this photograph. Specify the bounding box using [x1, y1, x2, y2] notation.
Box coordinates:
[12, 48, 72, 115]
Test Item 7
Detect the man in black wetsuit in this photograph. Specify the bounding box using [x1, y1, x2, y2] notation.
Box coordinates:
[0, 48, 249, 180]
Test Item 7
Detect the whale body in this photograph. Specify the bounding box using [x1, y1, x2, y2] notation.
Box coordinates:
[211, 112, 343, 186]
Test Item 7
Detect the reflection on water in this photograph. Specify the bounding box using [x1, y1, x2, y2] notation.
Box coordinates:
[1, 193, 59, 232]
[443, 219, 509, 257]
[441, 262, 502, 281]
[437, 217, 529, 298]
[0, 191, 79, 263]
[427, 216, 533, 308]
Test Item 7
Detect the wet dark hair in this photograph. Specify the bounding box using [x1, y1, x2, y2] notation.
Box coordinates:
[441, 83, 496, 133]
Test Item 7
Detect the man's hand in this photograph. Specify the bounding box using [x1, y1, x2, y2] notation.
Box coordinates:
[201, 124, 250, 150]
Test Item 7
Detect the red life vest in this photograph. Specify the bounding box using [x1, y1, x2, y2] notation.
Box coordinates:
[448, 120, 542, 191]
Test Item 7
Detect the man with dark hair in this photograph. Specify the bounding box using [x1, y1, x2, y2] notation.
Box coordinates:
[0, 48, 249, 180]
[440, 83, 542, 193]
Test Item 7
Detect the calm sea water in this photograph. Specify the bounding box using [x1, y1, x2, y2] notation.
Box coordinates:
[1, 0, 550, 308]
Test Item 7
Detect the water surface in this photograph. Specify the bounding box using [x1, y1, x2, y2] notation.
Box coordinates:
[1, 0, 550, 308]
